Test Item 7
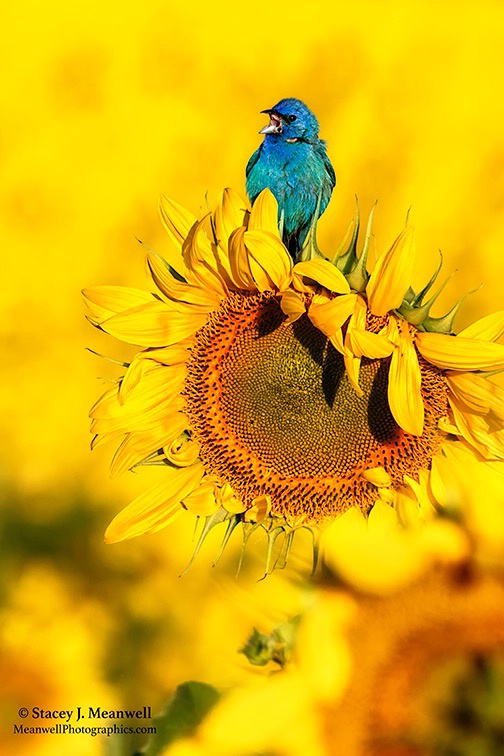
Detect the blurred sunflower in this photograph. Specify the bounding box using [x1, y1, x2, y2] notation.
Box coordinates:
[157, 497, 504, 756]
[83, 188, 504, 569]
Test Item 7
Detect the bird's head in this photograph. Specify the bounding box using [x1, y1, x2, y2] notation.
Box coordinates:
[259, 98, 320, 143]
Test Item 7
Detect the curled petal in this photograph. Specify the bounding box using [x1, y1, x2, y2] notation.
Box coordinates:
[110, 414, 188, 476]
[165, 435, 201, 467]
[244, 495, 272, 523]
[280, 291, 307, 323]
[183, 217, 228, 297]
[361, 467, 392, 487]
[159, 195, 196, 277]
[182, 480, 220, 516]
[308, 294, 357, 338]
[293, 259, 350, 294]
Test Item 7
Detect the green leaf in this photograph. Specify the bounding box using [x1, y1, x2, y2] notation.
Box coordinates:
[140, 681, 220, 755]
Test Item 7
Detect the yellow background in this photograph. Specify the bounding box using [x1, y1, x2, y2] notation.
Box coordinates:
[1, 1, 503, 753]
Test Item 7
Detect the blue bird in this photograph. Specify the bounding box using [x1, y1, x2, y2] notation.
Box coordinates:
[246, 97, 336, 258]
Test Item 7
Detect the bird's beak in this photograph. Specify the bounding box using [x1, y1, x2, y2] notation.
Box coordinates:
[259, 109, 283, 135]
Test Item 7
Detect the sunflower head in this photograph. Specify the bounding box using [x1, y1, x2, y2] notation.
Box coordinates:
[84, 187, 504, 574]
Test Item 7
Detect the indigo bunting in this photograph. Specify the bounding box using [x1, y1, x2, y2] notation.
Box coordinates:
[246, 98, 336, 257]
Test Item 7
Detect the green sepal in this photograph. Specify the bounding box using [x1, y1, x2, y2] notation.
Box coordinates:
[399, 274, 453, 327]
[240, 616, 301, 668]
[297, 191, 325, 262]
[139, 682, 220, 755]
[411, 251, 444, 307]
[345, 202, 375, 292]
[335, 197, 360, 274]
[179, 508, 230, 577]
[423, 286, 482, 334]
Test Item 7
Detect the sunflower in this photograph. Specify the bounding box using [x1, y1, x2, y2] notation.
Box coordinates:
[164, 504, 504, 756]
[83, 188, 504, 569]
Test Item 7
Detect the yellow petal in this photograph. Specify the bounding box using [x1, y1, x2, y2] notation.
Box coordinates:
[449, 395, 504, 460]
[183, 216, 228, 297]
[90, 365, 185, 434]
[247, 188, 281, 238]
[217, 483, 246, 514]
[361, 467, 392, 487]
[104, 462, 205, 542]
[344, 344, 362, 396]
[416, 331, 504, 371]
[446, 372, 504, 423]
[388, 320, 424, 435]
[82, 286, 155, 324]
[293, 259, 350, 294]
[244, 495, 272, 523]
[182, 480, 220, 516]
[244, 230, 292, 291]
[367, 226, 415, 316]
[146, 251, 221, 309]
[308, 294, 357, 338]
[158, 195, 196, 277]
[165, 436, 201, 467]
[101, 301, 207, 347]
[227, 226, 256, 290]
[457, 310, 504, 342]
[213, 187, 248, 252]
[330, 330, 345, 355]
[348, 329, 395, 359]
[280, 290, 306, 323]
[110, 414, 188, 476]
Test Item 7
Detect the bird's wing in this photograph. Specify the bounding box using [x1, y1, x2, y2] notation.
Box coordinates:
[322, 147, 336, 189]
[245, 145, 262, 179]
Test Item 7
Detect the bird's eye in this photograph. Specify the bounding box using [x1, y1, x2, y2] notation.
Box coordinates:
[288, 114, 297, 123]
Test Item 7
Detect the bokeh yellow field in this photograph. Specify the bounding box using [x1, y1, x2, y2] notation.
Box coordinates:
[1, 0, 503, 753]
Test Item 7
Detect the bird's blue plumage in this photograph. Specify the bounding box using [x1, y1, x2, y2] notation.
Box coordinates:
[246, 97, 336, 257]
